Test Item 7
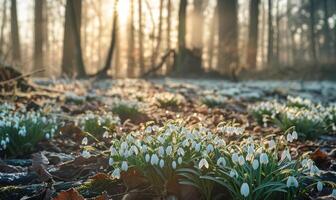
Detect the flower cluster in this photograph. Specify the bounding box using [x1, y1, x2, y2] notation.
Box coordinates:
[249, 96, 335, 138]
[0, 103, 59, 156]
[76, 111, 120, 138]
[154, 92, 184, 108]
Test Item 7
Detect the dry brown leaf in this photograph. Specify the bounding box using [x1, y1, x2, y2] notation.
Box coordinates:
[53, 188, 85, 200]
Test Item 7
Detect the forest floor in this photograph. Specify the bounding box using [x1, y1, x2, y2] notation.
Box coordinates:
[0, 78, 336, 200]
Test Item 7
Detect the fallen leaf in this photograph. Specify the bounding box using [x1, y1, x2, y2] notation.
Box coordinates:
[53, 188, 84, 200]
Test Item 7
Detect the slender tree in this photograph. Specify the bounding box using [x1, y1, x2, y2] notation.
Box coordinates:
[191, 0, 203, 52]
[176, 0, 187, 73]
[208, 2, 218, 70]
[217, 0, 238, 75]
[138, 0, 145, 75]
[127, 0, 135, 77]
[0, 0, 7, 58]
[10, 0, 21, 64]
[246, 0, 260, 69]
[322, 0, 332, 62]
[267, 0, 273, 65]
[309, 0, 317, 65]
[166, 0, 172, 72]
[34, 0, 44, 73]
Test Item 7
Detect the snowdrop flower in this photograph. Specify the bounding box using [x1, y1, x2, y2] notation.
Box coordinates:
[292, 131, 298, 140]
[178, 157, 183, 165]
[103, 131, 109, 138]
[182, 139, 189, 147]
[112, 168, 121, 179]
[286, 134, 293, 142]
[5, 137, 9, 143]
[317, 181, 323, 192]
[281, 149, 291, 161]
[166, 146, 173, 155]
[332, 189, 336, 197]
[159, 159, 165, 168]
[268, 139, 276, 150]
[130, 145, 139, 155]
[158, 146, 165, 157]
[121, 161, 128, 171]
[286, 176, 299, 188]
[141, 144, 148, 153]
[109, 157, 114, 166]
[172, 161, 177, 169]
[240, 183, 249, 197]
[151, 154, 159, 165]
[198, 158, 209, 169]
[238, 155, 245, 166]
[232, 153, 239, 163]
[82, 137, 88, 145]
[45, 133, 50, 139]
[310, 165, 320, 176]
[110, 147, 118, 156]
[260, 153, 269, 165]
[81, 150, 91, 158]
[216, 157, 226, 168]
[252, 159, 259, 170]
[229, 169, 238, 178]
[206, 144, 214, 153]
[145, 154, 150, 162]
[177, 147, 185, 156]
[194, 143, 201, 152]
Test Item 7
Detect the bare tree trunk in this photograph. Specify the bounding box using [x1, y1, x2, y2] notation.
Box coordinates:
[191, 0, 203, 52]
[0, 0, 8, 58]
[246, 0, 260, 69]
[275, 0, 280, 64]
[286, 0, 296, 65]
[267, 0, 273, 65]
[208, 3, 218, 70]
[217, 0, 238, 75]
[150, 0, 164, 70]
[138, 0, 145, 76]
[260, 1, 265, 66]
[166, 0, 172, 73]
[95, 0, 118, 78]
[176, 0, 187, 74]
[127, 0, 135, 77]
[309, 0, 317, 66]
[34, 0, 44, 74]
[322, 0, 332, 62]
[10, 0, 21, 65]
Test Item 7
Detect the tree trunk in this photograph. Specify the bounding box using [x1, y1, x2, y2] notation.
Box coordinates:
[61, 0, 85, 77]
[246, 0, 260, 69]
[10, 0, 21, 65]
[217, 0, 238, 75]
[95, 0, 118, 78]
[0, 0, 8, 58]
[267, 0, 273, 65]
[275, 0, 280, 64]
[150, 0, 164, 71]
[191, 0, 203, 51]
[208, 3, 218, 70]
[166, 0, 172, 73]
[34, 0, 44, 74]
[138, 0, 145, 76]
[176, 0, 187, 74]
[309, 0, 317, 66]
[127, 0, 135, 77]
[322, 0, 332, 63]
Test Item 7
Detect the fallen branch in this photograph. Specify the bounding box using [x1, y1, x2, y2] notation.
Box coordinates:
[142, 49, 175, 78]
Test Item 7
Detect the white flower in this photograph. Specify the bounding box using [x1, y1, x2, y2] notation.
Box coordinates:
[112, 168, 121, 179]
[158, 146, 165, 157]
[229, 169, 238, 178]
[268, 139, 276, 150]
[194, 143, 201, 152]
[198, 158, 209, 169]
[217, 157, 226, 168]
[252, 159, 259, 170]
[240, 183, 249, 197]
[178, 157, 183, 165]
[82, 137, 88, 145]
[317, 181, 323, 192]
[130, 145, 139, 155]
[81, 150, 91, 158]
[292, 131, 298, 140]
[286, 176, 299, 188]
[260, 153, 269, 165]
[310, 165, 320, 176]
[238, 156, 245, 166]
[172, 161, 177, 169]
[206, 144, 214, 153]
[159, 159, 165, 168]
[121, 161, 128, 171]
[166, 146, 173, 155]
[110, 147, 117, 156]
[45, 133, 50, 139]
[145, 154, 150, 162]
[177, 147, 185, 156]
[286, 134, 293, 142]
[232, 153, 239, 163]
[182, 139, 189, 147]
[332, 189, 336, 198]
[103, 131, 109, 138]
[109, 157, 114, 166]
[281, 149, 291, 161]
[151, 154, 159, 165]
[5, 137, 9, 143]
